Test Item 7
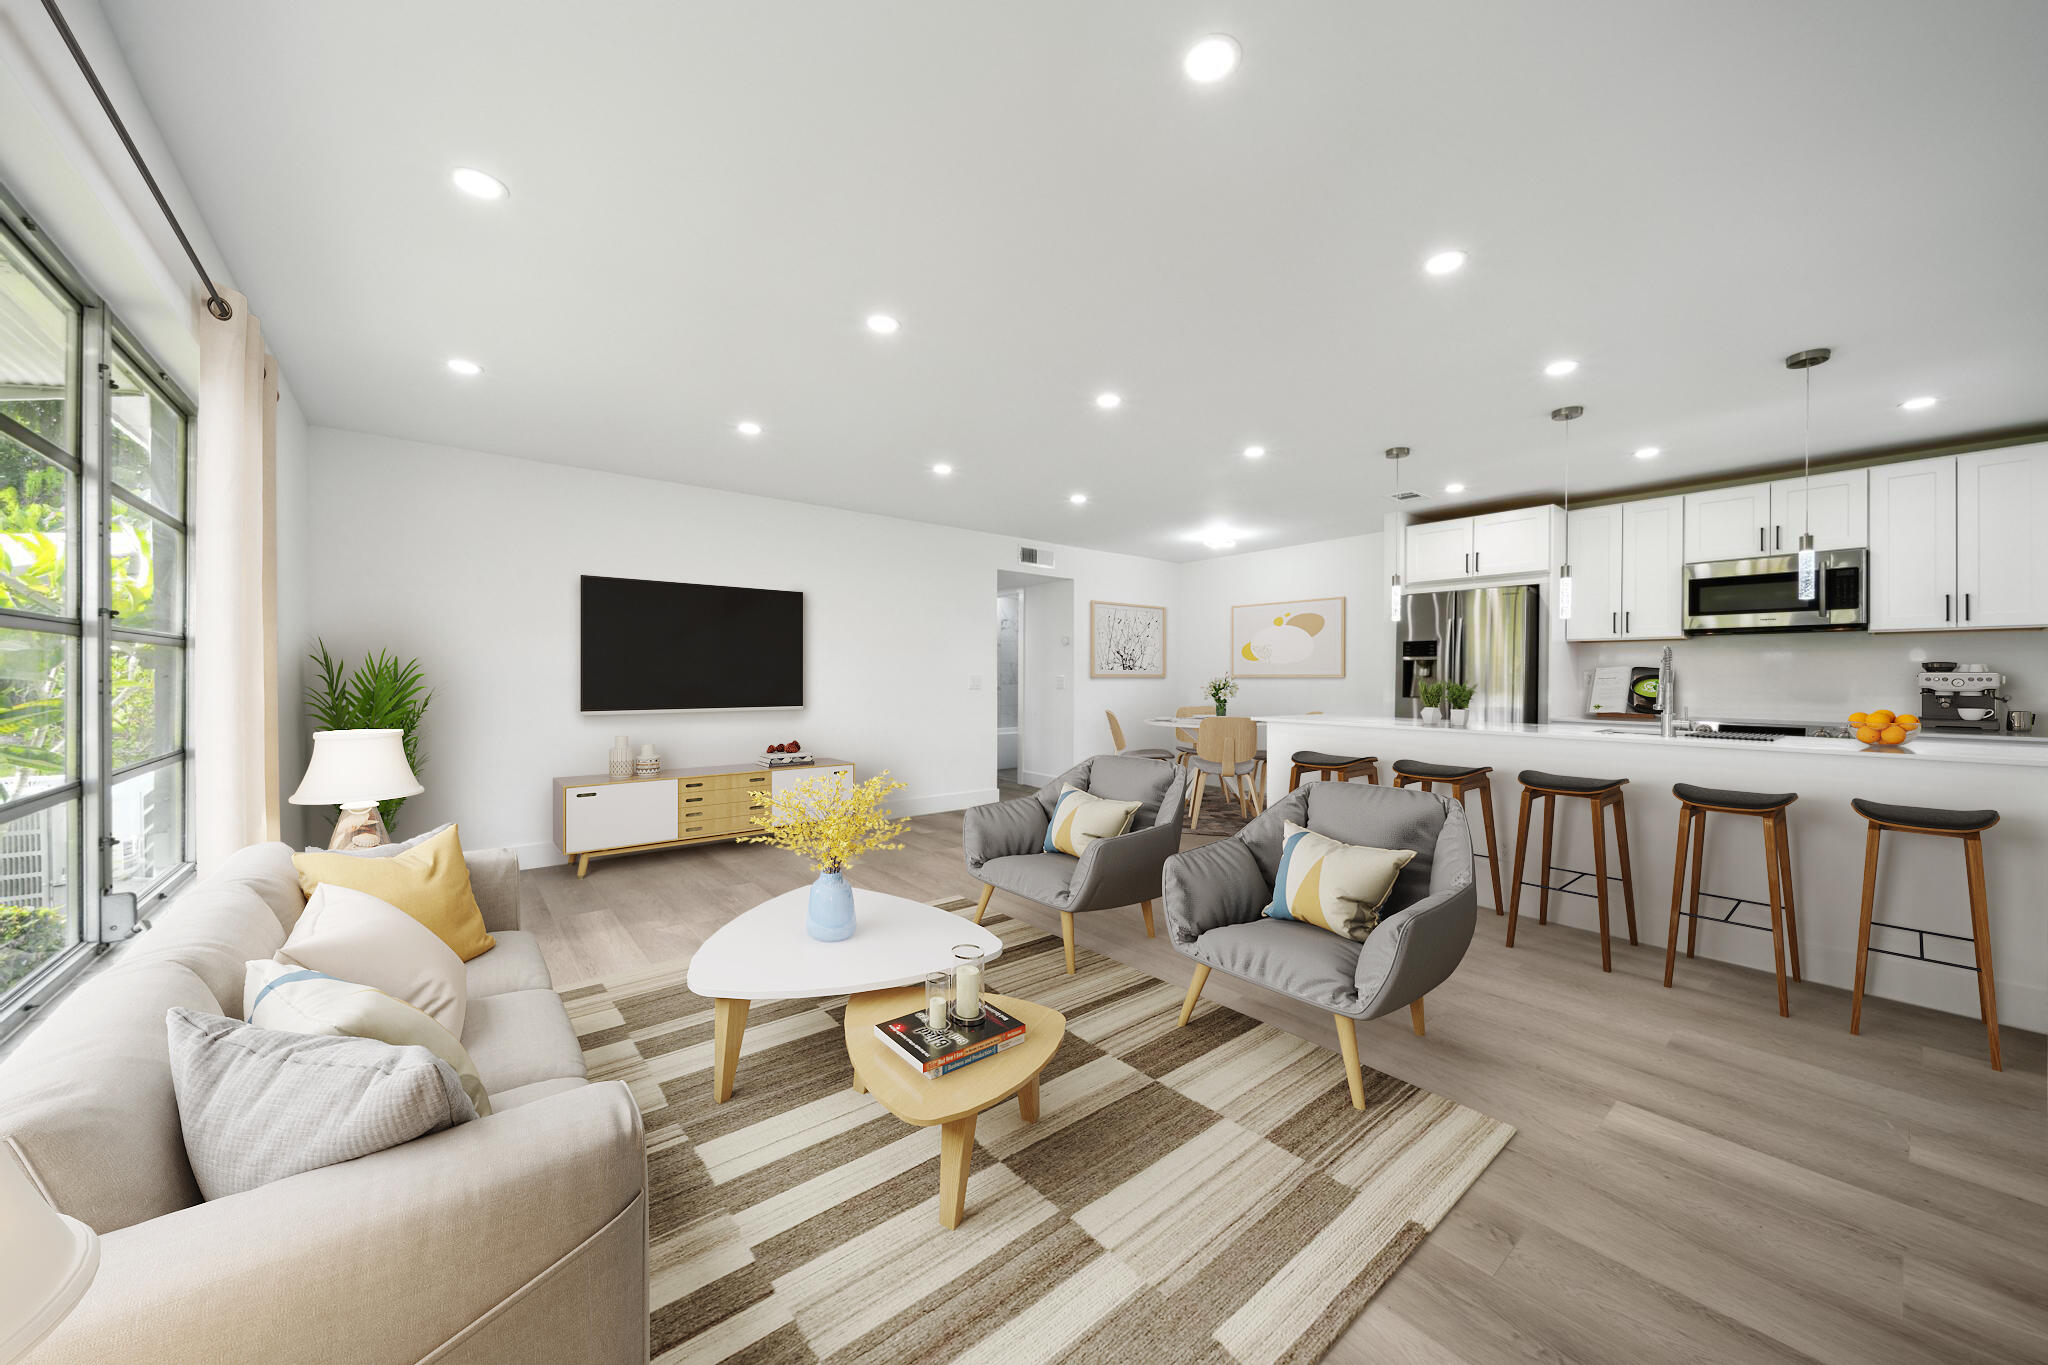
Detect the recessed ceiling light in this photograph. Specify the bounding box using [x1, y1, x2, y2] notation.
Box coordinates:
[445, 357, 482, 376]
[1633, 446, 1662, 460]
[1069, 492, 1088, 505]
[1423, 250, 1468, 275]
[1183, 35, 1241, 83]
[735, 420, 763, 437]
[1094, 392, 1123, 411]
[1203, 537, 1237, 550]
[1242, 444, 1266, 460]
[930, 462, 953, 475]
[450, 167, 507, 201]
[1444, 482, 1466, 494]
[1899, 395, 1938, 411]
[1544, 359, 1579, 377]
[865, 313, 900, 336]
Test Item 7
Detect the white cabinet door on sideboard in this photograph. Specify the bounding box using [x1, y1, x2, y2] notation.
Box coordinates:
[1769, 469, 1867, 554]
[563, 778, 679, 854]
[1564, 506, 1624, 641]
[1406, 519, 1474, 583]
[1684, 482, 1772, 561]
[1956, 443, 2048, 629]
[1869, 456, 1958, 632]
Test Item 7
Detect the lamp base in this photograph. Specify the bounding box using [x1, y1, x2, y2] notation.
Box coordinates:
[328, 805, 391, 850]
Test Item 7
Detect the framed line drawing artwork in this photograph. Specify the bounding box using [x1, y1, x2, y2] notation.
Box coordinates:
[1231, 597, 1345, 678]
[1090, 600, 1167, 678]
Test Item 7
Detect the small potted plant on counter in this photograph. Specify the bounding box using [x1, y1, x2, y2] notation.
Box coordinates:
[1446, 681, 1475, 727]
[1206, 675, 1239, 717]
[1419, 680, 1446, 724]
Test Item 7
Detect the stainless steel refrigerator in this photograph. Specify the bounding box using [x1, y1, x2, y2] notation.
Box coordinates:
[1396, 585, 1543, 724]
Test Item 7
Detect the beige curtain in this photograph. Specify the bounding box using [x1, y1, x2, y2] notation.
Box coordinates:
[191, 287, 281, 872]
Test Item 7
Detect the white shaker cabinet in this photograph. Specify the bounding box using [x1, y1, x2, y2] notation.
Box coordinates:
[1470, 507, 1553, 576]
[1868, 457, 1958, 632]
[1683, 482, 1773, 561]
[1621, 495, 1687, 638]
[1769, 469, 1867, 554]
[1955, 443, 2048, 629]
[1405, 518, 1475, 583]
[1563, 506, 1624, 641]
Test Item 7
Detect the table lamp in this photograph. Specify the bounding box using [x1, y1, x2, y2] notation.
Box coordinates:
[0, 1157, 98, 1361]
[290, 728, 424, 849]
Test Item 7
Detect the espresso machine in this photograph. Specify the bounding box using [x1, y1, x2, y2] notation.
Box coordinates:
[1917, 664, 2007, 733]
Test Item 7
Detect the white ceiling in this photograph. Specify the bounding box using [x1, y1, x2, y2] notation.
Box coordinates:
[101, 1, 2048, 560]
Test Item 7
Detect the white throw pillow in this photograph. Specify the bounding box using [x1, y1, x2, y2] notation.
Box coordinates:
[278, 883, 469, 1037]
[244, 960, 492, 1116]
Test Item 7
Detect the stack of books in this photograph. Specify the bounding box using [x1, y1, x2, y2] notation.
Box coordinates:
[875, 1002, 1027, 1077]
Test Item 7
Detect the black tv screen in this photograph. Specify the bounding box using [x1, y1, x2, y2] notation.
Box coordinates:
[580, 575, 804, 712]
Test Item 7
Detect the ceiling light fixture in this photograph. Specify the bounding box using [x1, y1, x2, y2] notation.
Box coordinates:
[735, 420, 763, 437]
[1899, 395, 1937, 411]
[930, 462, 953, 476]
[1423, 250, 1468, 275]
[1069, 492, 1088, 505]
[1094, 391, 1123, 411]
[1544, 359, 1579, 377]
[1553, 407, 1582, 619]
[1633, 446, 1661, 460]
[1444, 482, 1466, 494]
[1242, 444, 1266, 460]
[445, 358, 482, 376]
[1203, 536, 1237, 551]
[1386, 447, 1410, 621]
[1183, 35, 1241, 83]
[1786, 347, 1833, 600]
[865, 313, 900, 336]
[450, 167, 508, 201]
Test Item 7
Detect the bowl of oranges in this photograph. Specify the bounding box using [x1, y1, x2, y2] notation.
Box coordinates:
[1848, 708, 1919, 749]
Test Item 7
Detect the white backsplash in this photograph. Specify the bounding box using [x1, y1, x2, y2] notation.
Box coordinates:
[1566, 630, 2048, 724]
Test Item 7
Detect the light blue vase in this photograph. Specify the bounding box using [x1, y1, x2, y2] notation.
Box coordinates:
[806, 869, 857, 941]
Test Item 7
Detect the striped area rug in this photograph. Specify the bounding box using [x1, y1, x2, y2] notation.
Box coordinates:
[566, 901, 1512, 1365]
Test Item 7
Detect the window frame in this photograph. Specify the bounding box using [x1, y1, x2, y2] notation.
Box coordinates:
[0, 181, 194, 1037]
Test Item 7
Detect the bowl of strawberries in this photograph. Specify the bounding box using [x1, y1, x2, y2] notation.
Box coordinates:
[1847, 708, 1919, 750]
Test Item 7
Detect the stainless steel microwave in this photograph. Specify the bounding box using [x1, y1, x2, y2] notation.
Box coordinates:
[1682, 548, 1870, 634]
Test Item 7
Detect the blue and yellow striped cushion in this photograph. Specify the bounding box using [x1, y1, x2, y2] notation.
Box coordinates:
[1263, 821, 1415, 942]
[1042, 785, 1142, 857]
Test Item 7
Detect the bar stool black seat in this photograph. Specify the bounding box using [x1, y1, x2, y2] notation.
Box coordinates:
[1391, 761, 1504, 916]
[1505, 772, 1637, 970]
[1393, 759, 1488, 781]
[1850, 799, 2004, 1069]
[1665, 784, 1802, 1016]
[1287, 751, 1379, 790]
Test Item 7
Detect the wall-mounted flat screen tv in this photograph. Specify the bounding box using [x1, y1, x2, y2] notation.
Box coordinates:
[580, 575, 804, 712]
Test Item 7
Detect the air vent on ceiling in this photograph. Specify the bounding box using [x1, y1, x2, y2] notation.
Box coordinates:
[1018, 545, 1055, 567]
[1386, 490, 1429, 503]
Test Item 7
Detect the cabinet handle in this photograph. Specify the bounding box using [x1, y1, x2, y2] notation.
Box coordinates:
[1463, 552, 1470, 574]
[684, 795, 705, 804]
[1759, 527, 1766, 553]
[1964, 592, 1971, 621]
[1473, 551, 1480, 573]
[684, 781, 706, 789]
[1944, 593, 1952, 622]
[1625, 611, 1632, 633]
[574, 791, 594, 798]
[684, 825, 704, 834]
[1774, 525, 1782, 550]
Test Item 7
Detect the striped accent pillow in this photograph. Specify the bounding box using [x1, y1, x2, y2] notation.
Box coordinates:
[1042, 785, 1142, 857]
[1263, 820, 1416, 942]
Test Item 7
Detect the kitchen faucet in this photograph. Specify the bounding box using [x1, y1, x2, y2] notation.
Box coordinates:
[1659, 646, 1677, 738]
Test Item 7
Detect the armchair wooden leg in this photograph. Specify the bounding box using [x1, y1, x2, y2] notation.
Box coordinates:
[1140, 899, 1156, 937]
[1334, 1014, 1367, 1110]
[972, 883, 994, 925]
[1409, 998, 1426, 1036]
[1059, 910, 1077, 975]
[1179, 964, 1211, 1026]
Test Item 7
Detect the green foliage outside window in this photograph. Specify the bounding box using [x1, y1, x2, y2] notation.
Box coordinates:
[0, 903, 64, 992]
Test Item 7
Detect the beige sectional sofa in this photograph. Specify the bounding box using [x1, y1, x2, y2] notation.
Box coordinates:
[0, 841, 648, 1365]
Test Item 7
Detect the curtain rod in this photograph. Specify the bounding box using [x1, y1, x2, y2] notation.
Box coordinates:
[39, 0, 234, 321]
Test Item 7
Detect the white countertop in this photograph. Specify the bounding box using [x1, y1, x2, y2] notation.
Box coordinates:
[1254, 714, 2048, 768]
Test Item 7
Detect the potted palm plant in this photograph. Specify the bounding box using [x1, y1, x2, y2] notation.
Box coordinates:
[744, 770, 909, 941]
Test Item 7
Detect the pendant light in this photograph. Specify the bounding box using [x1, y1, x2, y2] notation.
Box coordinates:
[1785, 347, 1832, 602]
[1552, 406, 1582, 619]
[1386, 447, 1410, 621]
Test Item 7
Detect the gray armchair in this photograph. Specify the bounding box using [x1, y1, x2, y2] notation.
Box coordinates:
[1162, 780, 1477, 1108]
[964, 755, 1188, 973]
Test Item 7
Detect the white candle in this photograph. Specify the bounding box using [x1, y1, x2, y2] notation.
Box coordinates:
[954, 960, 983, 1019]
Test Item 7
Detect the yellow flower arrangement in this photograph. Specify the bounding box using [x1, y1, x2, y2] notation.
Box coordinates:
[743, 769, 909, 873]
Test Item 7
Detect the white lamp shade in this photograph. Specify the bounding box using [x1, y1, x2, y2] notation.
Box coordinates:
[0, 1158, 98, 1361]
[289, 729, 424, 807]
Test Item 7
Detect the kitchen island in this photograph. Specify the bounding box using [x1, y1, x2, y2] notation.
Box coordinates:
[1259, 714, 2045, 1034]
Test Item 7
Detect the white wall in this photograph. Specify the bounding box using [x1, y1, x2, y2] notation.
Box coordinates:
[1016, 579, 1075, 786]
[272, 379, 311, 845]
[305, 428, 1181, 865]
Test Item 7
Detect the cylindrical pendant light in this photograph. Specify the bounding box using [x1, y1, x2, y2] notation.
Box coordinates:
[1385, 447, 1410, 621]
[1785, 347, 1832, 602]
[1552, 407, 1582, 619]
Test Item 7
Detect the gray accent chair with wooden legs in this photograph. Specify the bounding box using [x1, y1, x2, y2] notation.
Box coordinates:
[1163, 781, 1477, 1108]
[963, 755, 1188, 973]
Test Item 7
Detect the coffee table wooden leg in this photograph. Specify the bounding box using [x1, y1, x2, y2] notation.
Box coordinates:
[712, 998, 749, 1103]
[852, 1073, 866, 1094]
[939, 1113, 977, 1229]
[1018, 1076, 1040, 1123]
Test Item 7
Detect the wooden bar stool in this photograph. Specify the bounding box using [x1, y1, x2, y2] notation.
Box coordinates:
[1663, 783, 1802, 1016]
[1505, 771, 1637, 970]
[1848, 798, 2003, 1070]
[1287, 752, 1379, 790]
[1391, 761, 1505, 917]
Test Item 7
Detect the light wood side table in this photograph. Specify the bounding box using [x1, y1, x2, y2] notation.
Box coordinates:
[843, 987, 1065, 1229]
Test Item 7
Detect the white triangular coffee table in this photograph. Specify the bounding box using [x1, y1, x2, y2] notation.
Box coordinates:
[686, 887, 1004, 1102]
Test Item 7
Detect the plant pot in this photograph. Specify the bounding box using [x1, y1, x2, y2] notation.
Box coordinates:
[1420, 707, 1442, 724]
[1450, 708, 1470, 728]
[1214, 700, 1228, 716]
[806, 869, 857, 941]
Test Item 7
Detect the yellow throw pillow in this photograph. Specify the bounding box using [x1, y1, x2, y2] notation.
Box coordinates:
[1263, 821, 1416, 942]
[292, 824, 495, 962]
[1043, 785, 1142, 857]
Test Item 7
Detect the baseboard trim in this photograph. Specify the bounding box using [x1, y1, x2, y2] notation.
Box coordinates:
[1016, 769, 1057, 789]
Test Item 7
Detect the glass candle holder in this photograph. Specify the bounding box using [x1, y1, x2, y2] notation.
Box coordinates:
[923, 972, 951, 1029]
[950, 944, 986, 1024]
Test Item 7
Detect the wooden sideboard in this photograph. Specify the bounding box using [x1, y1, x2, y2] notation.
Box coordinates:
[552, 758, 855, 876]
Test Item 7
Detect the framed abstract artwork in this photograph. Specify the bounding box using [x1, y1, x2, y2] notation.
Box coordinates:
[1089, 600, 1167, 678]
[1230, 597, 1346, 678]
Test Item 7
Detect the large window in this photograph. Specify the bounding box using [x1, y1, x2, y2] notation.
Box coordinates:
[0, 193, 191, 1018]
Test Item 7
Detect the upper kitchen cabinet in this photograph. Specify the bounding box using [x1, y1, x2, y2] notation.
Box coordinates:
[1565, 496, 1684, 641]
[1956, 443, 2048, 629]
[1683, 470, 1867, 562]
[1564, 505, 1623, 641]
[1870, 456, 1957, 631]
[1404, 506, 1560, 585]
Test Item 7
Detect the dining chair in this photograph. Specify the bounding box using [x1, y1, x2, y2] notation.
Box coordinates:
[1185, 716, 1260, 832]
[1172, 704, 1216, 764]
[1105, 710, 1174, 761]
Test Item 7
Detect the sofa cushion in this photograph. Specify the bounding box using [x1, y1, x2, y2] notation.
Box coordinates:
[463, 989, 588, 1097]
[167, 1007, 476, 1201]
[206, 840, 312, 934]
[0, 959, 215, 1232]
[464, 931, 553, 999]
[489, 1075, 590, 1112]
[976, 851, 1081, 909]
[1298, 783, 1447, 919]
[122, 880, 288, 1019]
[279, 884, 470, 1035]
[293, 825, 495, 962]
[1043, 785, 1141, 857]
[245, 962, 490, 1117]
[1189, 918, 1362, 1015]
[1264, 821, 1415, 942]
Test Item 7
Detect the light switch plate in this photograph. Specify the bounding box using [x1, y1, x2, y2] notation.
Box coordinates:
[969, 675, 983, 690]
[1055, 674, 1066, 690]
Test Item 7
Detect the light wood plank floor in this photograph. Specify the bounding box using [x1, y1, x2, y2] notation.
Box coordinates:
[526, 798, 2048, 1365]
